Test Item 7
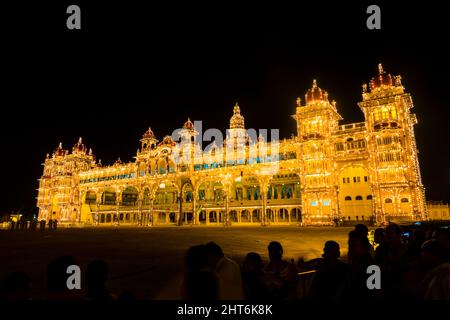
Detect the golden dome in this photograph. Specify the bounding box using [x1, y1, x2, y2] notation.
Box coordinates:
[305, 79, 329, 104]
[183, 118, 194, 130]
[142, 127, 156, 140]
[369, 63, 395, 91]
[158, 135, 176, 147]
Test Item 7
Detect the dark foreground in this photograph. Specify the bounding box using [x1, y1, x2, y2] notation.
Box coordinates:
[0, 226, 350, 299]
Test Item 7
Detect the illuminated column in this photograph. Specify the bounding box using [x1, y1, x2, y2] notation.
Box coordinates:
[137, 193, 143, 226]
[95, 198, 100, 226]
[115, 192, 120, 226]
[224, 191, 230, 226]
[260, 180, 269, 227]
[151, 198, 156, 226]
[177, 191, 182, 226]
[193, 191, 198, 225]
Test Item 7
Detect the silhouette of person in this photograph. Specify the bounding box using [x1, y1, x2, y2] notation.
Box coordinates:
[241, 252, 269, 300]
[309, 241, 351, 301]
[264, 241, 298, 300]
[205, 242, 244, 300]
[382, 223, 407, 299]
[421, 239, 450, 299]
[374, 227, 387, 265]
[181, 245, 219, 301]
[344, 230, 378, 300]
[86, 260, 116, 301]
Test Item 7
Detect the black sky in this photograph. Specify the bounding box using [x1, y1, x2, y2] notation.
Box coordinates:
[2, 1, 449, 214]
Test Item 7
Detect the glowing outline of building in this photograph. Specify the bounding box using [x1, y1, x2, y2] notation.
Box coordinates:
[36, 64, 427, 226]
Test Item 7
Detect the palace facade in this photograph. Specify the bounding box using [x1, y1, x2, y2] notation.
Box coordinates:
[36, 64, 427, 226]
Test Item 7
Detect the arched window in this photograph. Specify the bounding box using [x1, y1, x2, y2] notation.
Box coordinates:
[367, 195, 373, 200]
[385, 198, 393, 203]
[345, 196, 352, 201]
[401, 198, 409, 203]
[355, 195, 363, 200]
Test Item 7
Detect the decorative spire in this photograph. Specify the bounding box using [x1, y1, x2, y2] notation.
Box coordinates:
[230, 102, 245, 129]
[369, 63, 394, 91]
[183, 117, 194, 130]
[296, 97, 301, 107]
[72, 137, 86, 154]
[305, 79, 329, 104]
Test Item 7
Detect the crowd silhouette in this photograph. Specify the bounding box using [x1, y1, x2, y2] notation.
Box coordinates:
[1, 223, 449, 301]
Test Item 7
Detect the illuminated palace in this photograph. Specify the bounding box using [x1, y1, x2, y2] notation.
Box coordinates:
[37, 64, 427, 226]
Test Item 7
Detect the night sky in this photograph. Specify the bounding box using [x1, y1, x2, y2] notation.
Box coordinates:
[2, 1, 449, 215]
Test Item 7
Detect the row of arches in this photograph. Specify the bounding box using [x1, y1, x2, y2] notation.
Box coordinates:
[94, 207, 302, 225]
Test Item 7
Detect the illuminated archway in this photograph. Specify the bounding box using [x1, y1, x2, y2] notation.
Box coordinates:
[122, 186, 139, 206]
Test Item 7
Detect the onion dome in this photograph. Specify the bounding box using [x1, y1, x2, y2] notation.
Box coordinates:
[158, 135, 176, 147]
[230, 102, 245, 129]
[305, 79, 329, 104]
[183, 118, 194, 130]
[369, 63, 394, 91]
[142, 127, 156, 140]
[72, 137, 87, 154]
[53, 142, 66, 157]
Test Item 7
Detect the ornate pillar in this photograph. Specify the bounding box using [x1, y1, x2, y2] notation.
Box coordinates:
[115, 192, 121, 226]
[259, 176, 270, 226]
[193, 191, 198, 225]
[137, 193, 143, 226]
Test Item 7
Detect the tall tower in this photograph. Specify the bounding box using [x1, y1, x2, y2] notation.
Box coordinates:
[140, 127, 158, 152]
[294, 80, 342, 224]
[178, 118, 200, 170]
[358, 64, 426, 222]
[37, 138, 96, 223]
[227, 103, 247, 165]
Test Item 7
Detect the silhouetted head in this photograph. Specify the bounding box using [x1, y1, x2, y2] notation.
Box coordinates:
[47, 256, 78, 293]
[268, 241, 283, 261]
[374, 228, 386, 244]
[205, 242, 224, 269]
[0, 272, 31, 301]
[421, 239, 450, 269]
[186, 245, 209, 272]
[243, 252, 264, 272]
[87, 260, 109, 290]
[354, 224, 369, 237]
[386, 223, 402, 243]
[323, 241, 340, 260]
[348, 230, 370, 259]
